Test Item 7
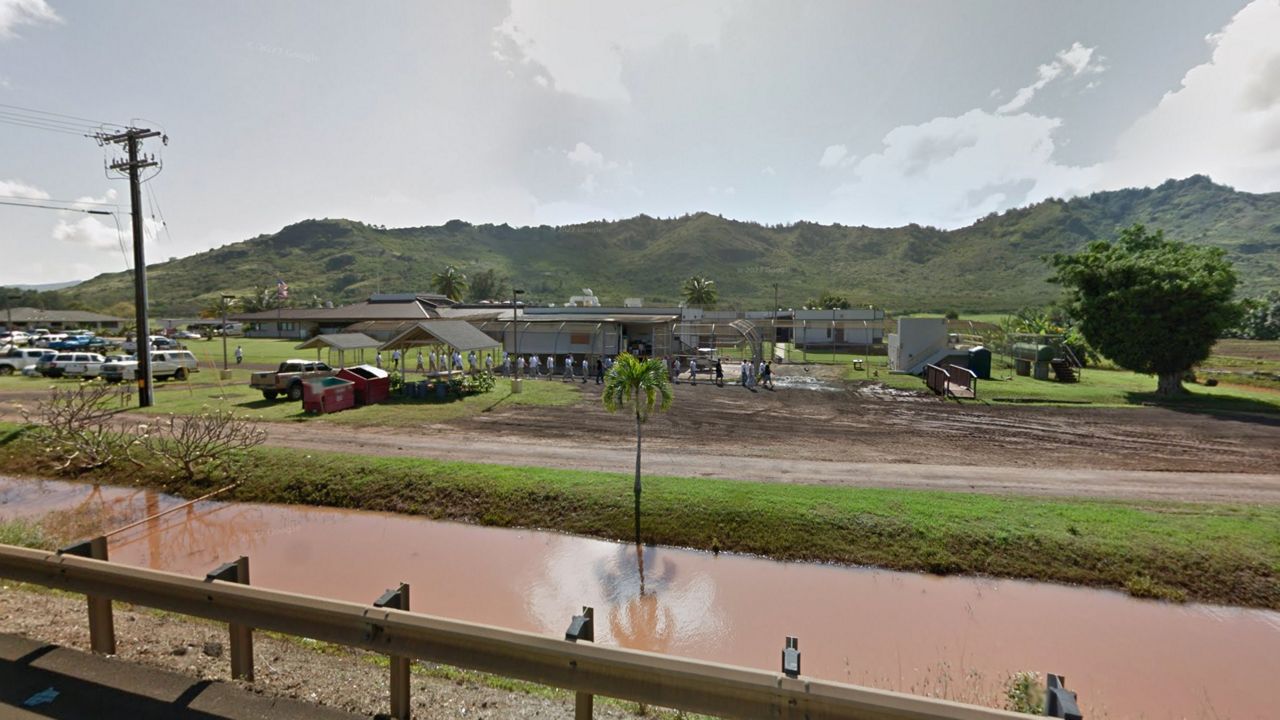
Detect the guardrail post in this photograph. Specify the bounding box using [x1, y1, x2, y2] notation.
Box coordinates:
[564, 606, 595, 720]
[1045, 674, 1083, 719]
[58, 537, 115, 654]
[374, 583, 411, 720]
[782, 636, 801, 678]
[206, 557, 254, 681]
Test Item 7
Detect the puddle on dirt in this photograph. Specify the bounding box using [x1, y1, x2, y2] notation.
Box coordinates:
[768, 375, 844, 392]
[3, 476, 1278, 718]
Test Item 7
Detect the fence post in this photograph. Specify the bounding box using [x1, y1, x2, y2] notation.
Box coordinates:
[782, 636, 801, 678]
[58, 537, 115, 654]
[1045, 674, 1083, 719]
[374, 583, 411, 720]
[565, 606, 595, 720]
[205, 557, 253, 681]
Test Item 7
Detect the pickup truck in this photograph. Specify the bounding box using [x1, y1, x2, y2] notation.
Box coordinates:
[100, 350, 200, 382]
[0, 348, 56, 375]
[250, 359, 334, 401]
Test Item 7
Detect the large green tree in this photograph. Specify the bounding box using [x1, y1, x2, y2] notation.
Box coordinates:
[431, 266, 468, 302]
[681, 276, 718, 308]
[601, 353, 672, 547]
[1050, 224, 1242, 395]
[466, 268, 509, 303]
[804, 291, 850, 310]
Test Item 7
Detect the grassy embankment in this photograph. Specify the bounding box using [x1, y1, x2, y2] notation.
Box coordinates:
[1, 422, 1276, 609]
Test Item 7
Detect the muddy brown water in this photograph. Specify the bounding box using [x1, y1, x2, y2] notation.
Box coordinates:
[3, 477, 1278, 719]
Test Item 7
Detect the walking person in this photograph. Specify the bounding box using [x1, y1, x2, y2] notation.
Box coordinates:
[392, 348, 402, 372]
[563, 353, 575, 382]
[714, 358, 724, 387]
[545, 354, 555, 378]
[375, 350, 383, 369]
[468, 350, 477, 373]
[595, 358, 604, 385]
[416, 350, 425, 373]
[689, 357, 698, 385]
[234, 345, 243, 365]
[517, 355, 527, 376]
[501, 353, 511, 376]
[529, 354, 540, 378]
[762, 361, 773, 389]
[581, 356, 589, 384]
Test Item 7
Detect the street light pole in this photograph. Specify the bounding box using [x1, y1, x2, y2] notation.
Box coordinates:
[772, 283, 778, 362]
[512, 289, 525, 393]
[221, 294, 235, 373]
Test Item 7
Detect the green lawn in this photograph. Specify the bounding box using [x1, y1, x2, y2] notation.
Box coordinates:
[129, 376, 579, 426]
[2, 427, 1276, 609]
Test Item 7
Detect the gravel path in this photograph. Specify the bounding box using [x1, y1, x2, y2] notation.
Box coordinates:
[0, 584, 639, 719]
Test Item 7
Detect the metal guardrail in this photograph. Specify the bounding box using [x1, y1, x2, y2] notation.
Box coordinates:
[0, 542, 1032, 719]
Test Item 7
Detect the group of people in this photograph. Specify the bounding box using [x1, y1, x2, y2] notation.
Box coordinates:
[373, 348, 496, 375]
[500, 352, 609, 384]
[657, 355, 773, 389]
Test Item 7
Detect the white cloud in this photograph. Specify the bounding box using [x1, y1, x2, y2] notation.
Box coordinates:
[565, 142, 633, 195]
[567, 141, 606, 169]
[493, 0, 735, 102]
[761, 166, 776, 176]
[0, 178, 49, 199]
[825, 109, 1097, 228]
[49, 188, 160, 253]
[996, 41, 1105, 114]
[0, 0, 59, 40]
[1104, 0, 1280, 192]
[817, 144, 856, 169]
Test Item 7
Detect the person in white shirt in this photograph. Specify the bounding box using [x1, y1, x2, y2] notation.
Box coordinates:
[467, 350, 477, 372]
[391, 349, 402, 372]
[517, 355, 527, 374]
[563, 354, 575, 381]
[740, 360, 749, 387]
[689, 358, 698, 385]
[545, 354, 554, 377]
[484, 354, 493, 372]
[529, 354, 540, 378]
[416, 350, 424, 372]
[501, 353, 511, 376]
[580, 357, 589, 384]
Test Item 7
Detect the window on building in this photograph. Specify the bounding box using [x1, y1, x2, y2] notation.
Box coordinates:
[281, 322, 297, 331]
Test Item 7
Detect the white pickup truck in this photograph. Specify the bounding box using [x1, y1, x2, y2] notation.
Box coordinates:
[100, 350, 200, 382]
[0, 348, 56, 375]
[44, 352, 109, 378]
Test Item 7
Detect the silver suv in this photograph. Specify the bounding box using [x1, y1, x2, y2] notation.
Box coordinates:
[0, 348, 56, 375]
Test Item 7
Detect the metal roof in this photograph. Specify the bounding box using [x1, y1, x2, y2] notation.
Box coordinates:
[294, 333, 382, 351]
[380, 320, 500, 352]
[5, 307, 126, 323]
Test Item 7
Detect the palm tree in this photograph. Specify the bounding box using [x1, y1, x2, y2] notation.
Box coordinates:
[432, 266, 468, 302]
[682, 276, 718, 308]
[602, 353, 673, 547]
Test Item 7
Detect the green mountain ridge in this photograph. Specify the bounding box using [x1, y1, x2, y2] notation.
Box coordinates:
[60, 175, 1280, 315]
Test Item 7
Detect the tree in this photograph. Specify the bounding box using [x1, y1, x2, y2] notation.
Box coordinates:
[681, 276, 718, 308]
[432, 265, 468, 302]
[1230, 291, 1280, 340]
[804, 291, 851, 310]
[1050, 224, 1242, 395]
[238, 287, 278, 313]
[601, 353, 673, 547]
[467, 268, 509, 303]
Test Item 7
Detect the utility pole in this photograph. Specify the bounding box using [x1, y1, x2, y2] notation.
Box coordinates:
[221, 293, 236, 373]
[96, 127, 163, 407]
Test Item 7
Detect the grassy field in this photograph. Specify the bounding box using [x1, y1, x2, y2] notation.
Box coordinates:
[1, 426, 1276, 609]
[0, 367, 579, 427]
[858, 359, 1280, 412]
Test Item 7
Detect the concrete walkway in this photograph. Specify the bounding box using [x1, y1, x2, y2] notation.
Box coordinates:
[0, 634, 358, 720]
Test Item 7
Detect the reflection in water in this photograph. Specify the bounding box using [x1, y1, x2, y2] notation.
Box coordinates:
[3, 476, 1279, 719]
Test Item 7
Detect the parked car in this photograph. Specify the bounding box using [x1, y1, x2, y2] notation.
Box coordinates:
[47, 335, 110, 351]
[0, 331, 30, 347]
[0, 348, 56, 375]
[100, 350, 200, 382]
[250, 359, 335, 401]
[121, 335, 179, 353]
[173, 330, 203, 340]
[44, 352, 108, 379]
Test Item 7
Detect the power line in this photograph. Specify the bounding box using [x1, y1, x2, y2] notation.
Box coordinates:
[0, 199, 115, 214]
[0, 101, 126, 129]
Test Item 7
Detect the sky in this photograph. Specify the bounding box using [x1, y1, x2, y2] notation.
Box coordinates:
[0, 0, 1278, 285]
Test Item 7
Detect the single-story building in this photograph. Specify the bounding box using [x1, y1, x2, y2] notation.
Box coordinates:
[2, 307, 127, 333]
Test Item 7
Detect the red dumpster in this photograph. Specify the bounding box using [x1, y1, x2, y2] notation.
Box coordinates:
[337, 364, 391, 406]
[302, 376, 356, 414]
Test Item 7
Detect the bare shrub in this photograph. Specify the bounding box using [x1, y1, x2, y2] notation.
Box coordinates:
[142, 409, 266, 483]
[21, 382, 143, 474]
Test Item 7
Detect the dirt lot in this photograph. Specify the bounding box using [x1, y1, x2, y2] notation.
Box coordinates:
[5, 364, 1279, 503]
